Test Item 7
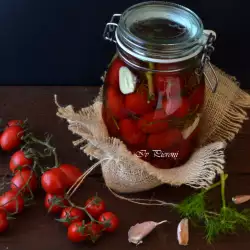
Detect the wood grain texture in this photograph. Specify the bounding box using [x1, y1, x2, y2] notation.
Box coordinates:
[0, 86, 250, 250]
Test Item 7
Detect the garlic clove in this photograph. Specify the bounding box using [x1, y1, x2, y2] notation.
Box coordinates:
[177, 218, 189, 246]
[182, 114, 200, 140]
[119, 66, 137, 94]
[128, 220, 168, 245]
[232, 195, 250, 204]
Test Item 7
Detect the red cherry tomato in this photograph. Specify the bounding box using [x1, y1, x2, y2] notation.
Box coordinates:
[59, 164, 82, 187]
[7, 120, 24, 127]
[67, 221, 88, 243]
[105, 57, 126, 89]
[98, 212, 119, 232]
[147, 129, 183, 150]
[119, 119, 146, 145]
[85, 222, 102, 242]
[0, 126, 24, 151]
[124, 91, 157, 116]
[102, 108, 120, 137]
[163, 97, 190, 118]
[11, 169, 37, 194]
[85, 196, 105, 219]
[138, 110, 168, 134]
[0, 210, 8, 233]
[41, 168, 69, 195]
[44, 193, 69, 214]
[106, 86, 127, 120]
[60, 207, 85, 227]
[9, 150, 33, 172]
[0, 190, 24, 214]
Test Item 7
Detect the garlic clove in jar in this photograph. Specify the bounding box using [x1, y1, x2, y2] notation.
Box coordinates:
[119, 66, 137, 94]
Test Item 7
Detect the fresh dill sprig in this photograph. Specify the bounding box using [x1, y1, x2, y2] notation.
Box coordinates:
[175, 173, 250, 244]
[177, 192, 206, 219]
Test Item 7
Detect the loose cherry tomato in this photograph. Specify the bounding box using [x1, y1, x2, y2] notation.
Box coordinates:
[9, 150, 33, 173]
[59, 164, 82, 187]
[11, 169, 37, 194]
[98, 212, 119, 232]
[85, 196, 105, 219]
[7, 120, 24, 127]
[0, 126, 24, 151]
[105, 57, 126, 89]
[0, 210, 8, 233]
[60, 207, 85, 227]
[44, 193, 69, 214]
[85, 222, 102, 242]
[41, 168, 69, 195]
[67, 221, 88, 243]
[0, 190, 24, 214]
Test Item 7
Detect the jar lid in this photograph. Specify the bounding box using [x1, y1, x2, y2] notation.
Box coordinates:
[116, 1, 205, 63]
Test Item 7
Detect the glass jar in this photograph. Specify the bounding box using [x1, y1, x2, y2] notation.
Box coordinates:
[102, 1, 218, 169]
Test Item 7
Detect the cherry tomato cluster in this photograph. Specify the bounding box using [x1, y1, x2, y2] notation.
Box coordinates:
[103, 57, 205, 169]
[45, 193, 119, 243]
[0, 119, 119, 244]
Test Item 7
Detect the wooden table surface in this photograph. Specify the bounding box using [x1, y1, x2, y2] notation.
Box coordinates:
[1, 86, 250, 250]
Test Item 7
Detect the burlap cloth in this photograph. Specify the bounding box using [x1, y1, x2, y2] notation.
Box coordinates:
[55, 65, 250, 193]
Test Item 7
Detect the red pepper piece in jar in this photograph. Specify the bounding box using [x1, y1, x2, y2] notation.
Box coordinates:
[106, 86, 127, 120]
[119, 119, 146, 145]
[125, 90, 157, 116]
[189, 84, 205, 110]
[105, 57, 126, 89]
[163, 97, 190, 118]
[147, 129, 183, 150]
[154, 74, 185, 98]
[138, 110, 168, 134]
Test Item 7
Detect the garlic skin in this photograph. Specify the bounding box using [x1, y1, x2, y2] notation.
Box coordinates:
[177, 218, 189, 246]
[119, 66, 137, 94]
[128, 220, 168, 245]
[232, 195, 250, 204]
[182, 114, 200, 140]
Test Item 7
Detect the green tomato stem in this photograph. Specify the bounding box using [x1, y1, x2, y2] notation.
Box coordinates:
[67, 199, 96, 222]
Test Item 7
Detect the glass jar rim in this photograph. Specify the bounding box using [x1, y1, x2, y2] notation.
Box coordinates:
[116, 1, 206, 63]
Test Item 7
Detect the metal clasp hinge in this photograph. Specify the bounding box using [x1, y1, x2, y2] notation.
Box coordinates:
[196, 32, 219, 93]
[103, 14, 121, 43]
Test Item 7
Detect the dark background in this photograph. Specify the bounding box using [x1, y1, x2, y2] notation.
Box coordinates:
[0, 0, 248, 87]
